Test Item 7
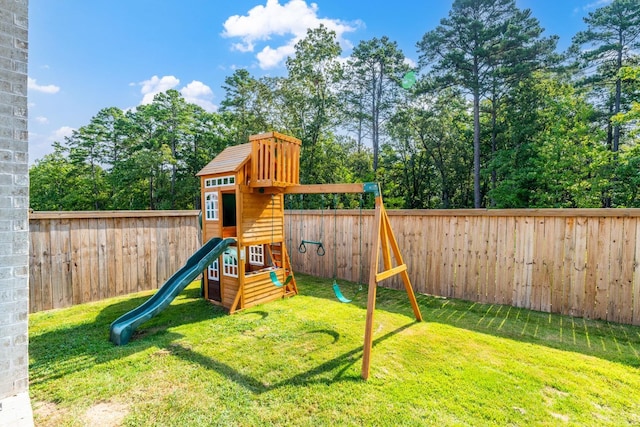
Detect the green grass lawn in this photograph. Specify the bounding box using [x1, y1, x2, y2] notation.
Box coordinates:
[29, 274, 640, 426]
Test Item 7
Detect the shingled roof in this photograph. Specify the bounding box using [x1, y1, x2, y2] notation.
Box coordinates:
[196, 143, 252, 176]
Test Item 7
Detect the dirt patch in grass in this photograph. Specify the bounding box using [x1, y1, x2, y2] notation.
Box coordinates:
[550, 412, 570, 422]
[84, 401, 129, 426]
[32, 401, 66, 427]
[34, 400, 130, 427]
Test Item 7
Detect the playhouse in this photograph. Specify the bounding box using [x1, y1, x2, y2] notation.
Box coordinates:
[196, 132, 300, 312]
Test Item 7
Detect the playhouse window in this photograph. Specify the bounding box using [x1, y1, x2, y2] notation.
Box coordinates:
[249, 245, 264, 266]
[223, 248, 238, 278]
[205, 175, 235, 188]
[205, 192, 218, 220]
[207, 259, 219, 281]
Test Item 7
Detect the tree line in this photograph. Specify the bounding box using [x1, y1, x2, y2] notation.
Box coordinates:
[30, 0, 640, 211]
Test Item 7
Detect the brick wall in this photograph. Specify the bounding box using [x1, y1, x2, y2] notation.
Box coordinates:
[0, 0, 29, 399]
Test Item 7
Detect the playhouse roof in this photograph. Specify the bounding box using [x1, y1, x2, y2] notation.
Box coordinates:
[196, 143, 252, 176]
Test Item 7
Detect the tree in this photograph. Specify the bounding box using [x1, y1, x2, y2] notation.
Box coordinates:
[29, 143, 107, 210]
[220, 69, 273, 145]
[571, 0, 640, 153]
[283, 25, 343, 183]
[386, 89, 474, 208]
[65, 125, 105, 209]
[612, 66, 640, 128]
[345, 37, 410, 173]
[418, 0, 557, 207]
[184, 107, 228, 208]
[490, 73, 608, 208]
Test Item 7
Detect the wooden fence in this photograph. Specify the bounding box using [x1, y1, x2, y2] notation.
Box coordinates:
[29, 209, 640, 326]
[285, 209, 640, 326]
[29, 211, 200, 313]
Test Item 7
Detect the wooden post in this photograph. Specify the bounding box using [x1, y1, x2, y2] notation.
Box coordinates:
[361, 191, 423, 380]
[383, 207, 423, 322]
[361, 194, 383, 380]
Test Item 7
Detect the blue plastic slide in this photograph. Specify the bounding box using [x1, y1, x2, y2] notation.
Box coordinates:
[109, 237, 236, 345]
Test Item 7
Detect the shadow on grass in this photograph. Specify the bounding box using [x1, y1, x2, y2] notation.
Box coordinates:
[29, 286, 227, 386]
[297, 273, 640, 369]
[167, 322, 415, 392]
[307, 329, 341, 344]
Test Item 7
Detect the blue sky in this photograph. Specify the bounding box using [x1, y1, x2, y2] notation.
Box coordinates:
[28, 0, 612, 164]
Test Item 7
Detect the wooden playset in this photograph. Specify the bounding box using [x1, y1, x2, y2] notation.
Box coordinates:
[111, 131, 421, 379]
[196, 131, 423, 379]
[196, 132, 300, 312]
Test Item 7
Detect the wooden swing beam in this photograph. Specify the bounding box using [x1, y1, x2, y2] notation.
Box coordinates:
[283, 183, 365, 194]
[284, 182, 423, 380]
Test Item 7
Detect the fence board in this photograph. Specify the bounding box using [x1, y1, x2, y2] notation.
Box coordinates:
[550, 217, 565, 314]
[136, 217, 147, 293]
[105, 217, 117, 299]
[56, 219, 73, 308]
[96, 218, 107, 301]
[485, 216, 499, 304]
[88, 218, 99, 302]
[538, 217, 554, 313]
[531, 217, 546, 312]
[584, 218, 599, 319]
[156, 216, 169, 285]
[29, 220, 47, 312]
[121, 219, 132, 296]
[426, 216, 438, 296]
[452, 216, 465, 300]
[438, 216, 458, 298]
[113, 217, 124, 297]
[477, 216, 489, 304]
[594, 218, 611, 321]
[147, 217, 158, 291]
[466, 216, 479, 301]
[633, 220, 640, 325]
[561, 218, 576, 315]
[619, 217, 635, 324]
[502, 216, 517, 306]
[608, 218, 625, 323]
[570, 217, 587, 317]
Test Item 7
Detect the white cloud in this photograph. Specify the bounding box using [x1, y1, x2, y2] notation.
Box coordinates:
[35, 116, 49, 124]
[574, 0, 613, 13]
[136, 76, 217, 112]
[139, 75, 180, 104]
[256, 44, 297, 69]
[583, 0, 612, 10]
[180, 80, 217, 112]
[28, 126, 76, 165]
[222, 0, 361, 69]
[403, 57, 417, 69]
[51, 126, 75, 141]
[28, 77, 60, 94]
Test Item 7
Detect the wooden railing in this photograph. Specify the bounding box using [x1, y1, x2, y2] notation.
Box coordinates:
[249, 132, 301, 188]
[285, 209, 640, 326]
[29, 210, 200, 313]
[28, 209, 640, 326]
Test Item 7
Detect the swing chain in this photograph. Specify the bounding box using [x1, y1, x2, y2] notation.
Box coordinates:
[357, 193, 364, 291]
[297, 194, 326, 256]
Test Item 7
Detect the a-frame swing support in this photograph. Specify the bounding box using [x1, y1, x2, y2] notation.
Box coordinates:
[284, 182, 423, 380]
